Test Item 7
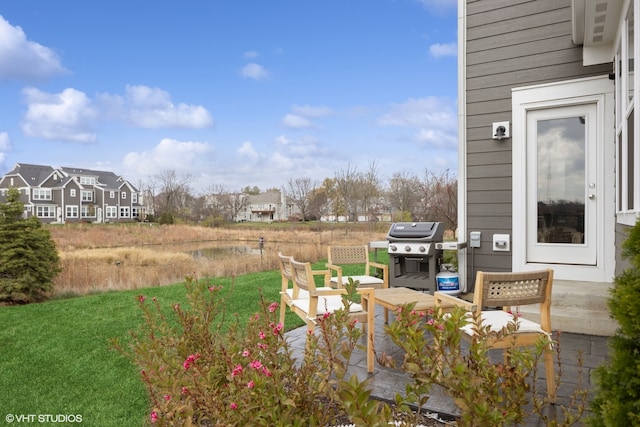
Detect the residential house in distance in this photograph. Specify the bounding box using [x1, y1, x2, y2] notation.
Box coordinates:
[456, 0, 634, 335]
[236, 190, 298, 222]
[0, 163, 144, 224]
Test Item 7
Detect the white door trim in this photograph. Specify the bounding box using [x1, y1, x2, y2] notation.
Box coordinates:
[512, 76, 615, 282]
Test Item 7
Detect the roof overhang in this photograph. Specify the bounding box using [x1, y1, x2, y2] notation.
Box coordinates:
[572, 0, 624, 66]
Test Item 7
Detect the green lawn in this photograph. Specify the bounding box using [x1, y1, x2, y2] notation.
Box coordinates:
[0, 269, 304, 426]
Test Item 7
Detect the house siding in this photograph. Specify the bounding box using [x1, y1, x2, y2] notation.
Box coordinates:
[464, 0, 612, 280]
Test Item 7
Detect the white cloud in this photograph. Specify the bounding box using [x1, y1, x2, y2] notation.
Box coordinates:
[429, 42, 457, 58]
[0, 132, 11, 164]
[241, 62, 269, 80]
[291, 104, 333, 118]
[243, 51, 258, 59]
[21, 87, 98, 142]
[123, 138, 211, 175]
[237, 141, 260, 161]
[282, 114, 313, 129]
[119, 85, 214, 128]
[0, 15, 66, 82]
[377, 96, 457, 149]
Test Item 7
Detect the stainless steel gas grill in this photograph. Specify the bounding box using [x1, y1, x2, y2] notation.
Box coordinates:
[387, 222, 446, 292]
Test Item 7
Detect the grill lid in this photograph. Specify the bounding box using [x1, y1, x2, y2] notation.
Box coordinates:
[387, 222, 445, 242]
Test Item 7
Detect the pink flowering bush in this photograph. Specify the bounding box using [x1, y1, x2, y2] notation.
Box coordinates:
[383, 304, 587, 427]
[113, 276, 392, 426]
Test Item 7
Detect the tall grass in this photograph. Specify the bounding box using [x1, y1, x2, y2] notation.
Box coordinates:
[50, 223, 388, 296]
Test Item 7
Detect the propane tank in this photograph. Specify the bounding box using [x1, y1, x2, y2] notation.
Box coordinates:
[436, 264, 461, 296]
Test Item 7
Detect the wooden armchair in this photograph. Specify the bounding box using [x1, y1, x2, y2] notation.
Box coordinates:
[288, 258, 376, 373]
[326, 245, 388, 290]
[434, 269, 556, 402]
[277, 252, 332, 325]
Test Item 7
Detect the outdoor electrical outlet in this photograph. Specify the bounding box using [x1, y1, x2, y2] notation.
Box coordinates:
[470, 231, 481, 248]
[493, 234, 510, 252]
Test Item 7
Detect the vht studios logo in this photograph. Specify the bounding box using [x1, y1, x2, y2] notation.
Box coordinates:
[5, 413, 83, 423]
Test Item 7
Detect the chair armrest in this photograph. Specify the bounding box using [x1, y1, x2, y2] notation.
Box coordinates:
[369, 262, 389, 288]
[434, 291, 477, 312]
[311, 269, 331, 284]
[325, 264, 343, 288]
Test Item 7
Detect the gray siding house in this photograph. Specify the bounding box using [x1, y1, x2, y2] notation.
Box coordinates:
[457, 0, 634, 335]
[0, 163, 144, 223]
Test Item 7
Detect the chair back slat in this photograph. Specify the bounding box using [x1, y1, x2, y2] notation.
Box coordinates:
[277, 252, 293, 281]
[290, 259, 314, 293]
[477, 270, 553, 308]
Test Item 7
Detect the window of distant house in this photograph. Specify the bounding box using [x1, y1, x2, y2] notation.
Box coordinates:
[132, 207, 140, 218]
[81, 205, 95, 218]
[120, 207, 130, 218]
[66, 205, 79, 218]
[80, 176, 96, 185]
[36, 206, 55, 218]
[132, 193, 138, 204]
[70, 189, 76, 197]
[32, 188, 52, 200]
[110, 191, 115, 199]
[81, 190, 93, 202]
[617, 0, 639, 225]
[106, 206, 117, 218]
[121, 191, 127, 199]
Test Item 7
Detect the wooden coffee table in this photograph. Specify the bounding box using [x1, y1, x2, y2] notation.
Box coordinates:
[361, 287, 450, 324]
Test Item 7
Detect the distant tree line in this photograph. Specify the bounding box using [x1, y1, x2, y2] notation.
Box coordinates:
[139, 162, 457, 230]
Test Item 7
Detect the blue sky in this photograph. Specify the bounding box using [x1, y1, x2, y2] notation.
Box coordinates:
[0, 0, 458, 193]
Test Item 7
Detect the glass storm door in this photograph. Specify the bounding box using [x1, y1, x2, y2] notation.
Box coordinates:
[526, 104, 597, 265]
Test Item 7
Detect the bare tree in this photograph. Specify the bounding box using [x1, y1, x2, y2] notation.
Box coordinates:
[357, 160, 382, 221]
[285, 177, 316, 221]
[334, 164, 360, 222]
[220, 191, 248, 222]
[153, 170, 193, 220]
[387, 171, 421, 220]
[429, 169, 458, 230]
[308, 186, 329, 220]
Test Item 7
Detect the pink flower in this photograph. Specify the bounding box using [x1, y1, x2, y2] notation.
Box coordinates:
[138, 295, 146, 303]
[231, 364, 243, 377]
[247, 380, 255, 389]
[257, 343, 268, 349]
[242, 350, 250, 357]
[164, 395, 171, 401]
[272, 323, 283, 335]
[249, 360, 263, 370]
[230, 402, 238, 410]
[183, 353, 201, 370]
[323, 312, 331, 319]
[150, 412, 158, 423]
[427, 319, 435, 326]
[181, 386, 189, 395]
[268, 302, 278, 312]
[259, 331, 266, 340]
[262, 367, 272, 377]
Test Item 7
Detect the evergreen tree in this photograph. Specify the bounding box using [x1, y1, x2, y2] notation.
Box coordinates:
[0, 188, 61, 304]
[589, 220, 640, 426]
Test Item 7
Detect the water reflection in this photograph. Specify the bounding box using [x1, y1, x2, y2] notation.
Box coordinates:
[148, 241, 263, 259]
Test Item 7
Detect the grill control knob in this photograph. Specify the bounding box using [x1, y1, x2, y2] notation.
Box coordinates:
[389, 245, 397, 252]
[404, 245, 411, 252]
[419, 246, 426, 252]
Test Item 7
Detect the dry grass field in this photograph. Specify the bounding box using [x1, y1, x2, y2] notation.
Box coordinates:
[49, 223, 389, 296]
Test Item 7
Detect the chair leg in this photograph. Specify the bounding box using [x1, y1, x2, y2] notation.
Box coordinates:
[544, 344, 556, 403]
[279, 300, 286, 325]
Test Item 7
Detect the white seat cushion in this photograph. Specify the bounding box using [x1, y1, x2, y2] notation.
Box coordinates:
[284, 287, 333, 301]
[291, 295, 364, 316]
[330, 275, 384, 286]
[460, 310, 547, 335]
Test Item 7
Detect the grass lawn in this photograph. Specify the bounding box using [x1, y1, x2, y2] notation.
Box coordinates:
[0, 254, 386, 426]
[0, 269, 304, 426]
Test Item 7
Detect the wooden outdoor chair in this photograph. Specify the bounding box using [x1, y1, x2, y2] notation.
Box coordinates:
[288, 258, 376, 373]
[326, 245, 388, 290]
[434, 269, 556, 402]
[277, 252, 332, 325]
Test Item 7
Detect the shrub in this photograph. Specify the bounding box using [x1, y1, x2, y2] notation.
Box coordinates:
[113, 276, 393, 426]
[589, 221, 640, 426]
[0, 188, 61, 304]
[383, 304, 587, 427]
